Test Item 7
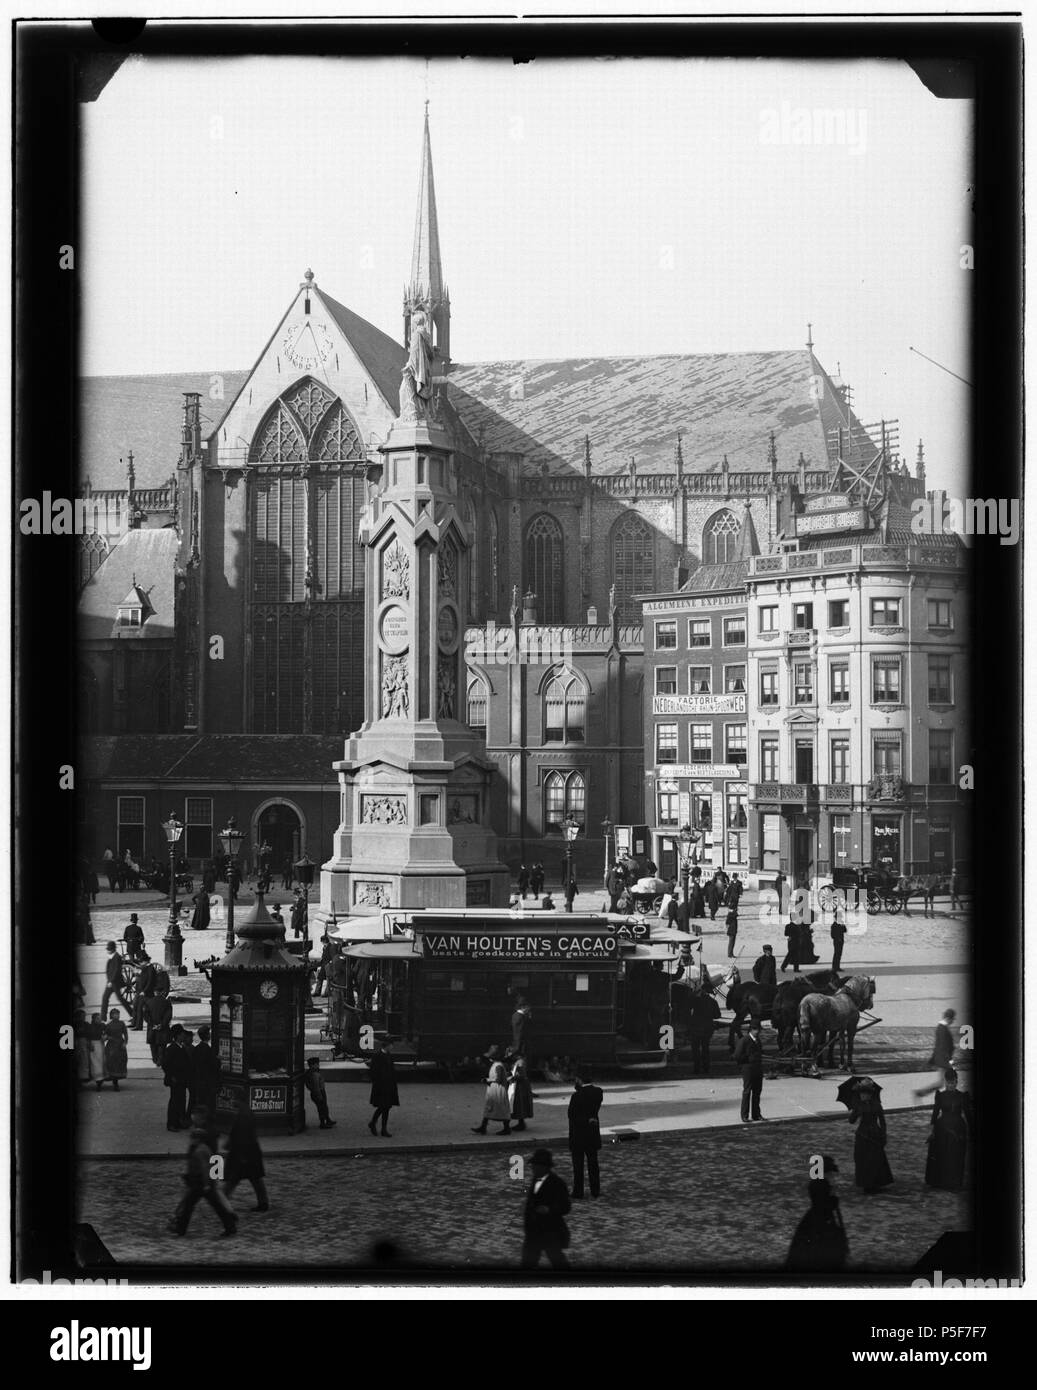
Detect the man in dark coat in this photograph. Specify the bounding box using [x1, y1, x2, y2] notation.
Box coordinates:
[688, 989, 720, 1075]
[510, 996, 533, 1057]
[705, 876, 720, 921]
[192, 1023, 220, 1116]
[281, 856, 294, 891]
[146, 990, 173, 1065]
[168, 1112, 237, 1238]
[530, 862, 545, 897]
[521, 1148, 571, 1269]
[725, 908, 739, 958]
[290, 891, 307, 939]
[831, 913, 847, 973]
[780, 918, 802, 973]
[734, 1019, 765, 1122]
[914, 1009, 957, 1099]
[162, 1025, 193, 1131]
[131, 958, 156, 1030]
[100, 942, 134, 1017]
[564, 874, 579, 913]
[752, 944, 777, 986]
[605, 862, 625, 913]
[304, 1057, 336, 1128]
[122, 913, 146, 959]
[223, 1099, 269, 1212]
[567, 1068, 604, 1199]
[517, 864, 531, 899]
[368, 1040, 399, 1136]
[727, 873, 744, 912]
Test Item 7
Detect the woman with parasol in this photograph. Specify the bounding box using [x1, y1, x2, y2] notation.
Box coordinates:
[839, 1076, 894, 1194]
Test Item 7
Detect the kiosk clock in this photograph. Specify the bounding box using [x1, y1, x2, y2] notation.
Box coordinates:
[259, 979, 279, 1001]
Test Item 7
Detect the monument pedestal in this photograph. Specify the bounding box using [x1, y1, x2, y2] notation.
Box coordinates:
[314, 412, 510, 929]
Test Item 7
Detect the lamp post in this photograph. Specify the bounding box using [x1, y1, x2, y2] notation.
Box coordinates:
[218, 816, 244, 954]
[601, 815, 614, 882]
[293, 853, 318, 1013]
[562, 813, 581, 913]
[678, 823, 700, 930]
[161, 812, 185, 971]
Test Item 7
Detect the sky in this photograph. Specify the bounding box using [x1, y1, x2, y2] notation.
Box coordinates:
[81, 53, 972, 495]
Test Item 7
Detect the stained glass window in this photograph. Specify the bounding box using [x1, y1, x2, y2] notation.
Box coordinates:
[525, 513, 564, 623]
[704, 509, 740, 564]
[612, 513, 655, 620]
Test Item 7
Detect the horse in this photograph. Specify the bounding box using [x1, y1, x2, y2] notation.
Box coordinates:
[798, 975, 876, 1075]
[726, 969, 839, 1052]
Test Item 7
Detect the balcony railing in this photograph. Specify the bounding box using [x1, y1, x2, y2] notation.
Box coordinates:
[752, 783, 820, 804]
[751, 781, 966, 807]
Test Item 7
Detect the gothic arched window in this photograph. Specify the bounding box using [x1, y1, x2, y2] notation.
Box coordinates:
[703, 509, 740, 565]
[544, 671, 586, 743]
[525, 513, 564, 623]
[466, 674, 488, 731]
[544, 770, 587, 832]
[612, 513, 655, 620]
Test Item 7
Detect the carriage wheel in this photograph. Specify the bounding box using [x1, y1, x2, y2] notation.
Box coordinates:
[818, 886, 836, 912]
[885, 895, 903, 915]
[866, 891, 881, 915]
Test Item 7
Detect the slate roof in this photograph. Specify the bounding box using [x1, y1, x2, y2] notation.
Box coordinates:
[319, 292, 408, 412]
[80, 735, 345, 782]
[78, 528, 179, 641]
[681, 560, 750, 594]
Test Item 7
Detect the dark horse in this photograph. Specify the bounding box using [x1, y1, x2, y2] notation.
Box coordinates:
[727, 969, 841, 1051]
[798, 975, 876, 1074]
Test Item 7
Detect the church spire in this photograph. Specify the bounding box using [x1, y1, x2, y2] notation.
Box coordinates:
[404, 105, 450, 366]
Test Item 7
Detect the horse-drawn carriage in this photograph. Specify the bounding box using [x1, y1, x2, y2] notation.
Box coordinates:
[816, 864, 904, 915]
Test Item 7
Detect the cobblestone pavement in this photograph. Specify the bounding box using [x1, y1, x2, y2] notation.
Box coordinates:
[79, 1109, 968, 1276]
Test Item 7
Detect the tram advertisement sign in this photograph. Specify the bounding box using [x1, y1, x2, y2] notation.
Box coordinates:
[421, 931, 620, 961]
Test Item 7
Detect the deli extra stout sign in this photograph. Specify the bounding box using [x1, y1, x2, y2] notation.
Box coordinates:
[420, 928, 620, 961]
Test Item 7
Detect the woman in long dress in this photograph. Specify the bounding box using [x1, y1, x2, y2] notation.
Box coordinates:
[86, 1012, 108, 1088]
[508, 1056, 534, 1132]
[472, 1061, 512, 1135]
[189, 891, 211, 931]
[103, 1009, 128, 1090]
[850, 1080, 894, 1193]
[73, 1009, 91, 1085]
[925, 1068, 973, 1190]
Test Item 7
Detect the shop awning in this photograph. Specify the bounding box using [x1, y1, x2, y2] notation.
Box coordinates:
[342, 941, 422, 960]
[329, 916, 389, 943]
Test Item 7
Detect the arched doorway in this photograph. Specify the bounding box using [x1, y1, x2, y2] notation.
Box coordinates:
[254, 800, 304, 875]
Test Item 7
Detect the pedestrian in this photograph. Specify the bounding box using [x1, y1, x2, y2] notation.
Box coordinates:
[189, 891, 210, 931]
[605, 861, 625, 913]
[752, 944, 776, 986]
[508, 1056, 534, 1132]
[152, 963, 171, 996]
[689, 866, 705, 920]
[122, 913, 146, 960]
[282, 856, 294, 891]
[290, 890, 307, 939]
[831, 911, 847, 973]
[510, 995, 533, 1056]
[564, 873, 579, 913]
[924, 1068, 973, 1191]
[193, 1023, 220, 1116]
[773, 869, 788, 917]
[517, 864, 531, 900]
[530, 861, 545, 897]
[541, 893, 556, 911]
[922, 873, 938, 918]
[223, 1099, 270, 1212]
[100, 942, 133, 1017]
[102, 846, 118, 893]
[73, 1009, 91, 1086]
[780, 917, 802, 973]
[168, 1109, 237, 1238]
[688, 987, 720, 1075]
[227, 863, 241, 902]
[85, 1011, 107, 1087]
[472, 1060, 512, 1135]
[785, 1155, 848, 1272]
[313, 934, 335, 995]
[162, 1025, 192, 1131]
[102, 1009, 128, 1090]
[520, 1149, 572, 1270]
[949, 868, 962, 911]
[368, 1039, 399, 1137]
[131, 958, 156, 1030]
[86, 864, 100, 905]
[202, 859, 217, 895]
[725, 908, 739, 958]
[914, 1009, 957, 1099]
[270, 904, 286, 938]
[304, 1057, 337, 1129]
[145, 989, 173, 1066]
[727, 872, 744, 912]
[734, 1018, 765, 1122]
[181, 1030, 198, 1116]
[567, 1067, 604, 1199]
[849, 1080, 894, 1193]
[705, 876, 720, 921]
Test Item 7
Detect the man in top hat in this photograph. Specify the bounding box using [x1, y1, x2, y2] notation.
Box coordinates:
[122, 913, 146, 959]
[521, 1148, 572, 1269]
[733, 1018, 766, 1122]
[688, 986, 721, 1076]
[567, 1068, 604, 1199]
[752, 944, 777, 986]
[100, 941, 133, 1017]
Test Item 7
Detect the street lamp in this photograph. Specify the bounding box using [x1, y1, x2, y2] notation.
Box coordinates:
[678, 824, 700, 932]
[601, 815, 614, 881]
[562, 813, 581, 913]
[218, 816, 244, 953]
[161, 812, 185, 971]
[293, 853, 318, 1013]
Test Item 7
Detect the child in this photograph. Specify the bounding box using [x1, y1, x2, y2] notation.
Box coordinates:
[304, 1057, 337, 1129]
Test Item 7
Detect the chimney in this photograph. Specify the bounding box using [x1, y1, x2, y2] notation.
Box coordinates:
[915, 438, 926, 484]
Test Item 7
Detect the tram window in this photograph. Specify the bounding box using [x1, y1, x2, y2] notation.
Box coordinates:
[551, 973, 612, 1006]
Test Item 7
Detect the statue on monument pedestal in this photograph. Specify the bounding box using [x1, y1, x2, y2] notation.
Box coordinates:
[437, 657, 456, 720]
[382, 654, 410, 718]
[400, 308, 434, 421]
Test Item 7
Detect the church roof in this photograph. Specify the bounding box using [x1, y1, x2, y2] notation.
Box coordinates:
[447, 349, 858, 476]
[79, 345, 865, 490]
[681, 560, 750, 594]
[78, 527, 179, 640]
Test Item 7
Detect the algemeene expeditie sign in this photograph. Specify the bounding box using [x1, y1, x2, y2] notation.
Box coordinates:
[421, 931, 620, 961]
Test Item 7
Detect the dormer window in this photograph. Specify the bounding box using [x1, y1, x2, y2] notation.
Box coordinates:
[118, 608, 142, 628]
[116, 580, 151, 630]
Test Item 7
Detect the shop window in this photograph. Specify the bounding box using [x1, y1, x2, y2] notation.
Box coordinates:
[761, 812, 781, 871]
[692, 791, 712, 832]
[726, 791, 748, 829]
